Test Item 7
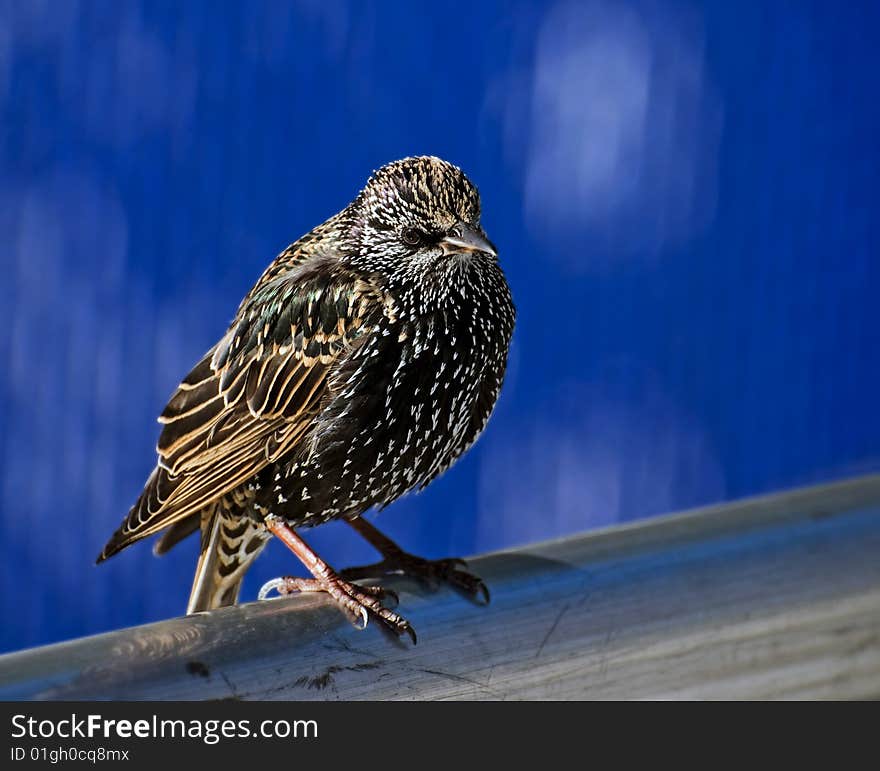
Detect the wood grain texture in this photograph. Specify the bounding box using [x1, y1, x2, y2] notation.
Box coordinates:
[3, 474, 880, 700]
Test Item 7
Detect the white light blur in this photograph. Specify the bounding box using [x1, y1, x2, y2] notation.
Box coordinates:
[499, 0, 724, 266]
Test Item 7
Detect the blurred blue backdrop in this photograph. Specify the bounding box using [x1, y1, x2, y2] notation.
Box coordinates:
[1, 0, 878, 653]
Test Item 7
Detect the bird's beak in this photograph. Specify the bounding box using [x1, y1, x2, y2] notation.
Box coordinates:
[440, 222, 497, 258]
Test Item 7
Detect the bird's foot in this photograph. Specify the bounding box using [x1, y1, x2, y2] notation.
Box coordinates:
[261, 515, 417, 643]
[341, 552, 490, 604]
[259, 573, 417, 644]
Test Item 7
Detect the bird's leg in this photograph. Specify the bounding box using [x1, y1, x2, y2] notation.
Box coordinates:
[259, 516, 417, 644]
[340, 517, 490, 604]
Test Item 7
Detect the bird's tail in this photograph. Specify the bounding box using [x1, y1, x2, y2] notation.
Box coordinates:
[186, 505, 270, 614]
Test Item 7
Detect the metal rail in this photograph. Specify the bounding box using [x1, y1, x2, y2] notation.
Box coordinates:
[2, 474, 880, 700]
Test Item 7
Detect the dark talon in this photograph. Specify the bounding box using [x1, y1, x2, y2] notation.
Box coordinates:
[370, 604, 417, 644]
[385, 619, 417, 646]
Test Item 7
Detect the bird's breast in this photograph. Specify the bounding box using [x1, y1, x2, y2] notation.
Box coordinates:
[263, 287, 513, 526]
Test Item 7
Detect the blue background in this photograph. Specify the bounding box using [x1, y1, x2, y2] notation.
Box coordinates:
[1, 0, 878, 654]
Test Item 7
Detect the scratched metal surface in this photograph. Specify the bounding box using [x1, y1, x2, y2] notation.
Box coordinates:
[1, 474, 879, 700]
[3, 1, 880, 657]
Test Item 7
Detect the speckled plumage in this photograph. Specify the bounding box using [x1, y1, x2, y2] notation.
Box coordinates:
[98, 156, 515, 628]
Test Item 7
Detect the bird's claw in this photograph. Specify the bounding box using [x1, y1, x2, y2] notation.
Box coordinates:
[257, 573, 415, 643]
[341, 553, 490, 605]
[258, 576, 293, 600]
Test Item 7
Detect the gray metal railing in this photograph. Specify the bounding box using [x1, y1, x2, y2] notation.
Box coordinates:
[2, 474, 880, 700]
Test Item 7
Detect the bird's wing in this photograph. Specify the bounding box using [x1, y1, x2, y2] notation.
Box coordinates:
[98, 259, 383, 561]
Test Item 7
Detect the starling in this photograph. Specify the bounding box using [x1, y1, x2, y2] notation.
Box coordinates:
[97, 156, 515, 643]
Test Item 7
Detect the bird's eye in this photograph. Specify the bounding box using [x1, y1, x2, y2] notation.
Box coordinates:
[401, 228, 424, 247]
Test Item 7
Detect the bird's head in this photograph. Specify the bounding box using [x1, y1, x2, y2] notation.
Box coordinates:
[342, 156, 497, 293]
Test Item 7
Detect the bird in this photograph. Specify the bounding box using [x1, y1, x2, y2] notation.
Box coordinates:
[97, 156, 515, 643]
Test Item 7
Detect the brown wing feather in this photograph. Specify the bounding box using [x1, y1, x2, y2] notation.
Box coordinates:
[97, 257, 382, 562]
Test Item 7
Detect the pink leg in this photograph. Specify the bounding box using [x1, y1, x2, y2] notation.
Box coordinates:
[260, 516, 417, 644]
